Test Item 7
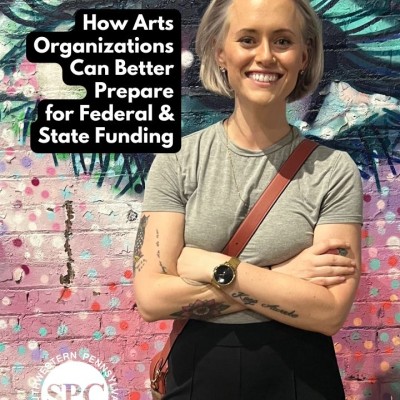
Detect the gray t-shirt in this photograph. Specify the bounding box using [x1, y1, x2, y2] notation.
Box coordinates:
[142, 121, 363, 323]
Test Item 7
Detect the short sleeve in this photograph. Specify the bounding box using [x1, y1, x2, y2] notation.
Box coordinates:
[142, 153, 186, 213]
[318, 151, 363, 225]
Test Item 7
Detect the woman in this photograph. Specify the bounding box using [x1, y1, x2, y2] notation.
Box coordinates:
[134, 0, 363, 398]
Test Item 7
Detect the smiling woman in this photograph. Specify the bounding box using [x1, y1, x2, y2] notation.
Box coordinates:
[134, 0, 363, 399]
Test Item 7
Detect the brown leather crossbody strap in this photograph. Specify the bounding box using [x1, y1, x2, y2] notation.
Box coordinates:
[222, 139, 318, 256]
[150, 138, 319, 391]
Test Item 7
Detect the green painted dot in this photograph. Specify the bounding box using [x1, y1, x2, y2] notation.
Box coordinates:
[381, 187, 390, 197]
[365, 236, 374, 246]
[369, 259, 381, 271]
[379, 332, 390, 343]
[391, 280, 400, 290]
[110, 355, 120, 364]
[93, 331, 102, 340]
[79, 347, 90, 359]
[17, 345, 26, 355]
[57, 324, 68, 336]
[13, 324, 22, 333]
[0, 375, 10, 385]
[39, 327, 48, 337]
[385, 211, 396, 223]
[363, 387, 372, 397]
[370, 287, 379, 297]
[395, 313, 400, 323]
[0, 343, 5, 352]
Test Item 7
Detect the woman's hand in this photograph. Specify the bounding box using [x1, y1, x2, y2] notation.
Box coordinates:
[177, 247, 229, 284]
[271, 239, 356, 286]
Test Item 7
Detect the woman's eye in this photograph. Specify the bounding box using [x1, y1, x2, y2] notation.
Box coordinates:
[239, 37, 255, 46]
[275, 38, 291, 47]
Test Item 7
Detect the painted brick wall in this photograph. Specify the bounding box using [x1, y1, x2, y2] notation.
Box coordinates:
[0, 1, 399, 400]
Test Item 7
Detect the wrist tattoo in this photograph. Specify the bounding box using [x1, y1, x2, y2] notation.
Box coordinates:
[232, 291, 258, 306]
[170, 299, 230, 320]
[133, 214, 149, 272]
[261, 304, 299, 318]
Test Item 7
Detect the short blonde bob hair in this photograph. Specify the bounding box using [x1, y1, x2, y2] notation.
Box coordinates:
[195, 0, 324, 103]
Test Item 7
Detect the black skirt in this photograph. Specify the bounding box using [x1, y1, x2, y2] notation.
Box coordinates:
[164, 319, 345, 400]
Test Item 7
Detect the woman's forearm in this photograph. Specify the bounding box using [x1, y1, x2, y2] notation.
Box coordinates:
[134, 270, 246, 322]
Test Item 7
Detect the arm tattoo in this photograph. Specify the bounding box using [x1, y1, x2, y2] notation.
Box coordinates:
[170, 299, 230, 320]
[133, 215, 149, 272]
[232, 292, 258, 306]
[156, 229, 168, 274]
[261, 304, 299, 318]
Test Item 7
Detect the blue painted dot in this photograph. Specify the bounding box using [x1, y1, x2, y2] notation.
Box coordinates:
[0, 343, 5, 352]
[39, 327, 48, 337]
[12, 363, 24, 374]
[57, 324, 68, 336]
[80, 250, 91, 260]
[93, 331, 102, 340]
[109, 297, 120, 309]
[101, 235, 112, 248]
[392, 280, 400, 290]
[84, 212, 93, 221]
[41, 350, 49, 360]
[105, 326, 117, 337]
[0, 162, 6, 173]
[0, 375, 10, 385]
[87, 269, 98, 279]
[17, 345, 26, 355]
[0, 221, 8, 236]
[380, 332, 390, 343]
[385, 212, 396, 224]
[120, 277, 131, 285]
[351, 331, 361, 341]
[369, 259, 381, 271]
[34, 152, 45, 159]
[46, 211, 55, 221]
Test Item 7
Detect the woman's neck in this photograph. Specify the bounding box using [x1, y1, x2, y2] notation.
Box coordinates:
[226, 102, 291, 151]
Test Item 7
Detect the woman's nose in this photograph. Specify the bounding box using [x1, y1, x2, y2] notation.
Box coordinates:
[255, 42, 275, 65]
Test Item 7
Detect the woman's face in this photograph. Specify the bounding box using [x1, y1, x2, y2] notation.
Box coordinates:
[217, 0, 308, 109]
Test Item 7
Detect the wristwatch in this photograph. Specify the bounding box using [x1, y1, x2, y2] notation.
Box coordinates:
[211, 257, 241, 289]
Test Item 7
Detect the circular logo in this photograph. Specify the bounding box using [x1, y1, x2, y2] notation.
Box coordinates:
[41, 360, 110, 400]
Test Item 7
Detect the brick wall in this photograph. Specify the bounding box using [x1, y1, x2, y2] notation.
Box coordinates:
[0, 1, 399, 399]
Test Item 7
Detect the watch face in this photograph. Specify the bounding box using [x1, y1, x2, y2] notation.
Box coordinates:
[214, 265, 234, 285]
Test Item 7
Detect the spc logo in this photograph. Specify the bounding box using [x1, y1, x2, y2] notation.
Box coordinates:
[41, 360, 109, 400]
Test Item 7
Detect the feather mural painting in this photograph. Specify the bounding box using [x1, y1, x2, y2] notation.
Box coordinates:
[0, 0, 399, 399]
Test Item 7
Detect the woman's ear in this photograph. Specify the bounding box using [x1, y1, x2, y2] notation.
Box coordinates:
[216, 45, 226, 69]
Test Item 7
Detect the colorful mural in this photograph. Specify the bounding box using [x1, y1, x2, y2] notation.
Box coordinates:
[0, 0, 399, 399]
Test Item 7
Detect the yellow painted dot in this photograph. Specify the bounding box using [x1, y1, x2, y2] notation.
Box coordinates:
[364, 341, 374, 350]
[353, 317, 362, 326]
[390, 294, 398, 301]
[380, 361, 390, 372]
[392, 337, 400, 346]
[334, 343, 342, 353]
